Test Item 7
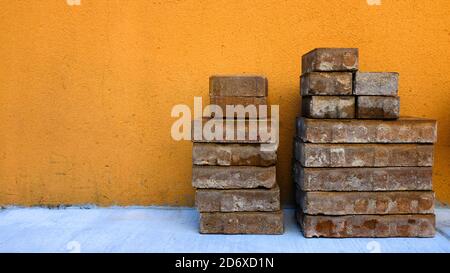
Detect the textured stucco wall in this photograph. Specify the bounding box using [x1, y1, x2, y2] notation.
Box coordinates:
[0, 0, 449, 206]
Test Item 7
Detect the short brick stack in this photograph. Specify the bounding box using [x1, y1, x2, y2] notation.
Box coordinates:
[294, 48, 438, 238]
[192, 75, 283, 234]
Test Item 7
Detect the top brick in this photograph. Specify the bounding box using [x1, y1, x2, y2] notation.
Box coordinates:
[302, 48, 359, 73]
[209, 75, 268, 97]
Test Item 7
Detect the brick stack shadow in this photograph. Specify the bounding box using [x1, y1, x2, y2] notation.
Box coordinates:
[192, 75, 283, 234]
[294, 48, 438, 238]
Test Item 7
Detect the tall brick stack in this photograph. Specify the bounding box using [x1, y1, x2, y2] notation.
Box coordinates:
[294, 48, 438, 238]
[192, 75, 283, 234]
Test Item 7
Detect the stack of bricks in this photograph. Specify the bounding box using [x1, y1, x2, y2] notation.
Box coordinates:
[192, 75, 283, 234]
[294, 48, 438, 238]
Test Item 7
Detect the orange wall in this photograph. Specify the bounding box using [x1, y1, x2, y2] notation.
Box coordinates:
[0, 0, 449, 206]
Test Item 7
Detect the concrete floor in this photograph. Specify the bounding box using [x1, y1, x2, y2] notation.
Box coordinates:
[0, 207, 449, 253]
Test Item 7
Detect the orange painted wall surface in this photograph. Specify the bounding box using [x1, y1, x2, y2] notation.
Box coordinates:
[0, 0, 449, 206]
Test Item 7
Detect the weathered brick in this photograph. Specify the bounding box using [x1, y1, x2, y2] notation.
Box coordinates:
[207, 96, 268, 118]
[209, 75, 267, 97]
[196, 186, 280, 212]
[192, 118, 274, 143]
[294, 141, 434, 167]
[293, 163, 433, 191]
[300, 72, 353, 95]
[302, 48, 358, 73]
[357, 96, 400, 119]
[354, 72, 399, 96]
[302, 96, 355, 119]
[192, 165, 276, 189]
[297, 117, 437, 143]
[297, 191, 435, 215]
[297, 211, 435, 238]
[193, 143, 277, 166]
[200, 211, 284, 234]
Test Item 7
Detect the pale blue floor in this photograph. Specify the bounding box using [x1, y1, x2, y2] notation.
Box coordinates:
[0, 207, 449, 253]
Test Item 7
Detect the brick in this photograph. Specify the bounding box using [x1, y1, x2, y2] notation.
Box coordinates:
[294, 141, 434, 167]
[207, 96, 268, 118]
[357, 96, 400, 119]
[297, 191, 435, 215]
[192, 118, 274, 143]
[209, 75, 267, 97]
[196, 186, 280, 212]
[297, 117, 437, 143]
[297, 211, 435, 238]
[192, 165, 276, 189]
[193, 143, 277, 166]
[293, 163, 433, 191]
[200, 211, 284, 234]
[300, 72, 352, 95]
[354, 72, 399, 96]
[302, 48, 358, 73]
[302, 96, 355, 119]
